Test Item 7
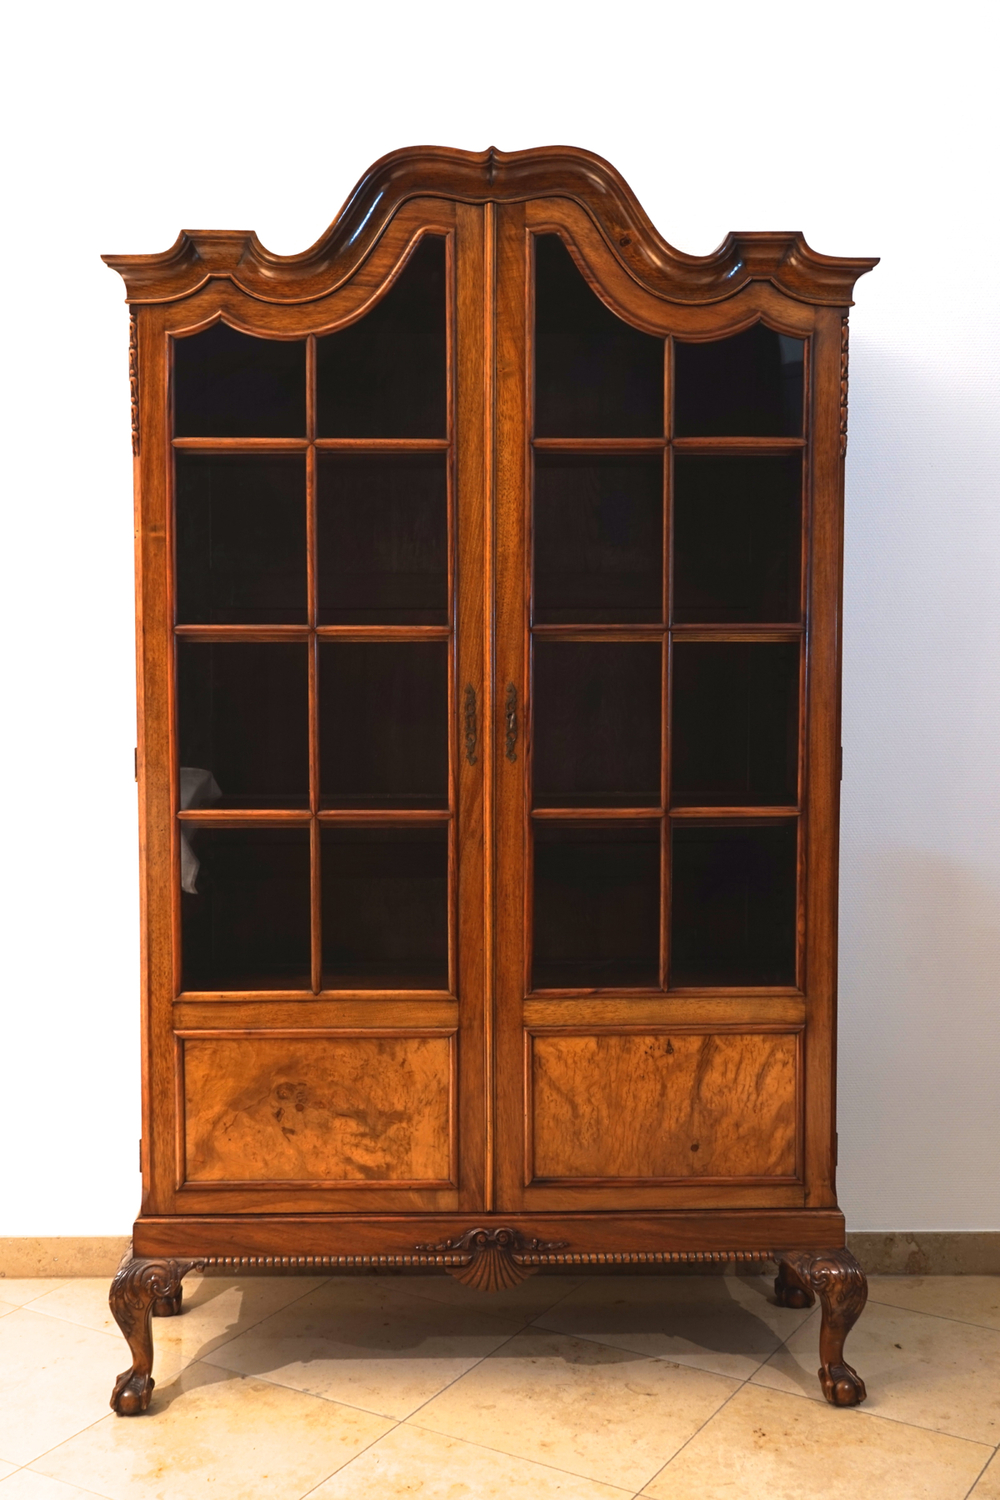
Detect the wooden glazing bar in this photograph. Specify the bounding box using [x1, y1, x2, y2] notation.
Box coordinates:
[669, 626, 803, 642]
[671, 437, 806, 453]
[316, 808, 452, 823]
[530, 625, 665, 640]
[669, 806, 800, 819]
[177, 810, 313, 825]
[305, 334, 317, 443]
[531, 807, 663, 820]
[531, 437, 666, 452]
[310, 817, 321, 994]
[171, 437, 310, 451]
[174, 625, 311, 642]
[314, 625, 451, 640]
[313, 438, 450, 451]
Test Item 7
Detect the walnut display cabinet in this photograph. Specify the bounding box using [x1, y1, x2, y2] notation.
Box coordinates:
[103, 145, 877, 1415]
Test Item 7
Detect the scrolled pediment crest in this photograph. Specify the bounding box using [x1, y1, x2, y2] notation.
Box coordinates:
[103, 145, 877, 308]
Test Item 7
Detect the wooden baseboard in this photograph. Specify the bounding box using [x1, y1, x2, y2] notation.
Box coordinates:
[2, 1231, 998, 1279]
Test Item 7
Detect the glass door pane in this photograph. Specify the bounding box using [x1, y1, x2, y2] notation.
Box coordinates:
[527, 231, 666, 994]
[173, 233, 455, 1000]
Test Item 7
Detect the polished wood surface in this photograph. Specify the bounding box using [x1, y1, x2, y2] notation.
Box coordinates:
[181, 1033, 454, 1185]
[528, 1031, 798, 1183]
[106, 144, 876, 1413]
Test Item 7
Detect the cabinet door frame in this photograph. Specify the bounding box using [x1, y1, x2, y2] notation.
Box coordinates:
[135, 199, 493, 1216]
[492, 197, 842, 1214]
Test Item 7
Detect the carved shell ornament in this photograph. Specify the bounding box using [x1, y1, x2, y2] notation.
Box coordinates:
[414, 1227, 568, 1290]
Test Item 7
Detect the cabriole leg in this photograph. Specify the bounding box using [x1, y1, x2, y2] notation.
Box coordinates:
[108, 1249, 200, 1414]
[775, 1248, 868, 1406]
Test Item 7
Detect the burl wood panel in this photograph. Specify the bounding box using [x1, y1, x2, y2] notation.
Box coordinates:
[182, 1034, 453, 1184]
[529, 1031, 798, 1181]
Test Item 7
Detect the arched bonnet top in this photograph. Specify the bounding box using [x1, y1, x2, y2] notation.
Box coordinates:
[103, 145, 878, 308]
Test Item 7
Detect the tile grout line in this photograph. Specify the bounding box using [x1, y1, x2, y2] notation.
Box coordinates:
[866, 1292, 1000, 1335]
[400, 1419, 637, 1496]
[637, 1370, 753, 1493]
[18, 1465, 117, 1500]
[295, 1413, 406, 1500]
[962, 1448, 999, 1500]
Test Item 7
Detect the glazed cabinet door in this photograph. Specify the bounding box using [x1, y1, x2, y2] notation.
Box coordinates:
[139, 204, 491, 1214]
[493, 201, 830, 1213]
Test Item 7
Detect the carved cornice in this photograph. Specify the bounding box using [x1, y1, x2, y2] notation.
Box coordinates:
[103, 145, 878, 308]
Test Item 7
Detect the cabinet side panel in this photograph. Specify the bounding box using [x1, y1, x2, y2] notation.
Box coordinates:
[137, 304, 177, 1214]
[802, 305, 847, 1208]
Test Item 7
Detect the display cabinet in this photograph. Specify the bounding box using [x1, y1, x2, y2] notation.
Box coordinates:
[103, 145, 877, 1414]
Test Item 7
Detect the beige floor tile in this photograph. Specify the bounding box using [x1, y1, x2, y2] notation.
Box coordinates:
[312, 1422, 633, 1499]
[752, 1298, 1000, 1445]
[642, 1382, 990, 1500]
[33, 1361, 391, 1500]
[387, 1272, 582, 1321]
[0, 1310, 124, 1466]
[534, 1273, 812, 1380]
[0, 1467, 16, 1483]
[0, 1303, 17, 1320]
[970, 1451, 1000, 1497]
[0, 1470, 111, 1499]
[28, 1275, 329, 1382]
[202, 1277, 521, 1420]
[415, 1327, 738, 1491]
[0, 1282, 69, 1310]
[869, 1274, 1000, 1331]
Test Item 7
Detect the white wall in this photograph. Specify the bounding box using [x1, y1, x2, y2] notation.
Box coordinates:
[2, 1, 997, 1234]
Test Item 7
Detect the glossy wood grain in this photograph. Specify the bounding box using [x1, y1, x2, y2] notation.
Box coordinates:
[181, 1032, 455, 1185]
[528, 1030, 799, 1184]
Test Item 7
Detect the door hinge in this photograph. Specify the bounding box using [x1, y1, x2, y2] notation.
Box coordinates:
[134, 747, 138, 782]
[834, 1131, 839, 1166]
[139, 1138, 143, 1171]
[837, 746, 843, 781]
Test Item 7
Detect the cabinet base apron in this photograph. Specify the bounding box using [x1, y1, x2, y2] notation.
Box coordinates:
[109, 1211, 867, 1414]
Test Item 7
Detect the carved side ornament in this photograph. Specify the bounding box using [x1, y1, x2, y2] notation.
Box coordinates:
[839, 316, 849, 459]
[415, 1227, 568, 1291]
[128, 312, 140, 457]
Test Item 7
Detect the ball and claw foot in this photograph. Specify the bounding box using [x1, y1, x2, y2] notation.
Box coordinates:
[110, 1368, 155, 1417]
[821, 1362, 867, 1407]
[108, 1250, 201, 1415]
[774, 1248, 868, 1408]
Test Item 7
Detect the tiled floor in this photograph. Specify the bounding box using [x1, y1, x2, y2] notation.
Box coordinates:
[0, 1270, 997, 1498]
